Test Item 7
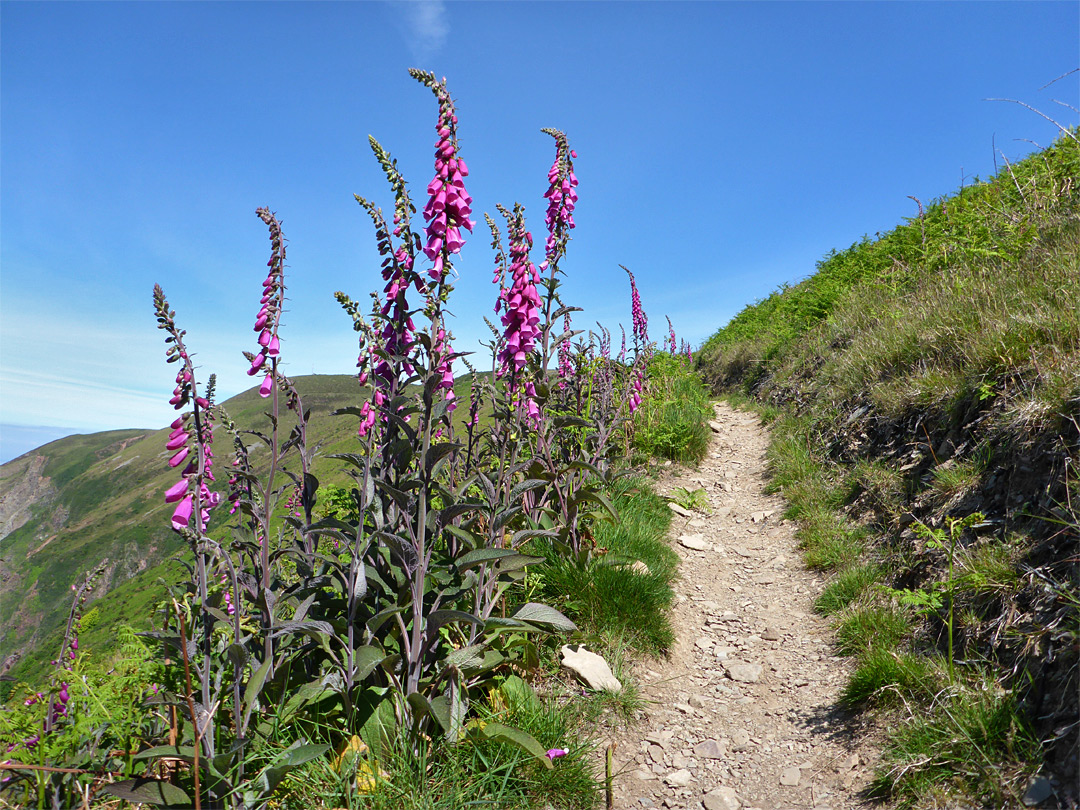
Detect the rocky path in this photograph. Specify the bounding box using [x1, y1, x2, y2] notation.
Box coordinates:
[608, 401, 877, 810]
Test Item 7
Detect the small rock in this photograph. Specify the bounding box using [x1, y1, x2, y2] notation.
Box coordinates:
[725, 661, 764, 683]
[709, 421, 723, 433]
[693, 739, 725, 759]
[669, 502, 693, 518]
[703, 786, 741, 810]
[755, 574, 776, 585]
[837, 753, 859, 772]
[637, 798, 655, 808]
[751, 511, 766, 523]
[780, 766, 801, 786]
[647, 744, 665, 763]
[696, 637, 714, 651]
[560, 645, 622, 692]
[680, 534, 710, 551]
[1022, 776, 1054, 807]
[630, 560, 651, 575]
[646, 729, 675, 747]
[730, 728, 751, 751]
[761, 628, 781, 641]
[688, 694, 707, 709]
[665, 768, 693, 787]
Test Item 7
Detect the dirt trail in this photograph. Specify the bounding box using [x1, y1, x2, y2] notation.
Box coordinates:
[608, 401, 877, 810]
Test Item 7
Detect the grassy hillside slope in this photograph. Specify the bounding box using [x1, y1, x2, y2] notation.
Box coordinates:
[698, 131, 1079, 807]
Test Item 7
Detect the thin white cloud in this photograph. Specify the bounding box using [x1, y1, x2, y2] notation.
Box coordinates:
[397, 0, 449, 61]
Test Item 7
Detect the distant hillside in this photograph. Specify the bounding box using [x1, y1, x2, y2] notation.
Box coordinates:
[0, 374, 378, 683]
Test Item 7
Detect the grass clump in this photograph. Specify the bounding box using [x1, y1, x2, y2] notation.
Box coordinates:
[797, 505, 867, 570]
[534, 477, 678, 657]
[873, 676, 1042, 809]
[834, 601, 911, 657]
[815, 562, 882, 615]
[840, 646, 943, 708]
[633, 353, 712, 463]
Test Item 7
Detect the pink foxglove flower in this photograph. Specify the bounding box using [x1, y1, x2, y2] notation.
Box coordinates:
[171, 495, 194, 531]
[546, 748, 569, 761]
[252, 208, 286, 397]
[624, 266, 649, 353]
[414, 71, 474, 282]
[495, 205, 542, 381]
[154, 285, 219, 536]
[540, 129, 578, 271]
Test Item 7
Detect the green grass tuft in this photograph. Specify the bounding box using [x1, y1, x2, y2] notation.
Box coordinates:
[840, 647, 943, 708]
[834, 601, 911, 657]
[815, 562, 882, 615]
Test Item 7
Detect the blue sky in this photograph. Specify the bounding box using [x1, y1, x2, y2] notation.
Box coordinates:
[2, 1, 1077, 461]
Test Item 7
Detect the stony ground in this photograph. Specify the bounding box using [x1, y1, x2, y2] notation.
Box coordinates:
[604, 401, 878, 810]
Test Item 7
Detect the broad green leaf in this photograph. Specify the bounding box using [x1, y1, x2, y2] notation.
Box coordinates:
[255, 743, 330, 798]
[428, 694, 452, 732]
[511, 602, 577, 632]
[455, 548, 522, 569]
[445, 644, 485, 669]
[509, 478, 550, 503]
[101, 778, 191, 806]
[427, 609, 483, 636]
[244, 656, 273, 710]
[270, 619, 334, 640]
[476, 722, 553, 769]
[352, 645, 386, 681]
[132, 744, 198, 763]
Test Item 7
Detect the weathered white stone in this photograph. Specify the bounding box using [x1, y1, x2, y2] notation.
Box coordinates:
[669, 502, 692, 517]
[664, 768, 693, 787]
[703, 786, 741, 810]
[779, 766, 801, 786]
[560, 644, 622, 692]
[679, 534, 710, 551]
[725, 661, 764, 683]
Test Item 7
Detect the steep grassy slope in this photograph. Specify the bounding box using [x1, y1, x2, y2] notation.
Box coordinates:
[0, 374, 379, 683]
[698, 132, 1079, 807]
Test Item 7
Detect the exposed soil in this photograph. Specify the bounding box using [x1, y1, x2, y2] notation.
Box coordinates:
[0, 454, 55, 541]
[606, 401, 878, 810]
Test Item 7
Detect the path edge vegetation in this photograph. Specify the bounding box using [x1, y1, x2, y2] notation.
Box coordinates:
[700, 130, 1079, 809]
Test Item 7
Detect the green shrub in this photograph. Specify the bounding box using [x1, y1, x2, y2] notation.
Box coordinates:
[633, 353, 711, 463]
